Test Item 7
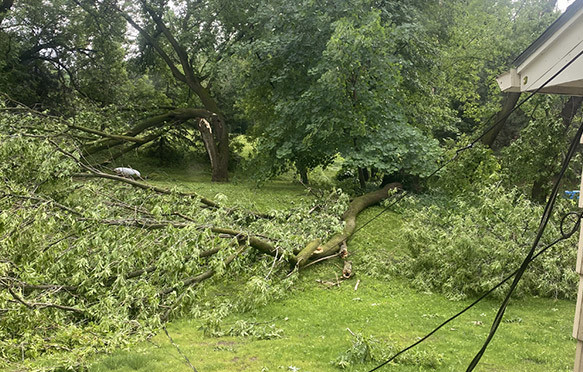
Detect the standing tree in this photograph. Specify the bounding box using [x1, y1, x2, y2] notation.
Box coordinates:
[74, 0, 259, 181]
[240, 0, 441, 185]
[114, 0, 232, 181]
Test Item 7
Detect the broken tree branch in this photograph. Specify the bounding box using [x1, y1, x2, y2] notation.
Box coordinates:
[298, 182, 402, 266]
[159, 246, 246, 296]
[73, 172, 219, 208]
[5, 285, 84, 313]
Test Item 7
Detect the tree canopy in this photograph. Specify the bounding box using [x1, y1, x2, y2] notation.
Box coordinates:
[1, 0, 582, 369]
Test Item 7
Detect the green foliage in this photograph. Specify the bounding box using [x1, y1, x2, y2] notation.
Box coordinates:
[432, 142, 501, 196]
[0, 110, 350, 370]
[88, 269, 577, 371]
[332, 332, 443, 369]
[501, 95, 582, 199]
[432, 0, 558, 137]
[0, 0, 132, 110]
[305, 11, 440, 177]
[398, 187, 578, 300]
[241, 4, 442, 182]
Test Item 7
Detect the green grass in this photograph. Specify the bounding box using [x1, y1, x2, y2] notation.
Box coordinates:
[89, 273, 576, 371]
[112, 151, 313, 212]
[87, 161, 577, 372]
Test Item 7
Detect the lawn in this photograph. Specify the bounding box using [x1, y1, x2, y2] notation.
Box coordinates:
[87, 162, 578, 372]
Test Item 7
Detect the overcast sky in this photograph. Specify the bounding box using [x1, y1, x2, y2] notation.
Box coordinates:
[557, 0, 576, 12]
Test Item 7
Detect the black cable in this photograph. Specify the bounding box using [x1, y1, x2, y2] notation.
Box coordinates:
[367, 210, 580, 372]
[367, 47, 583, 371]
[352, 46, 583, 239]
[350, 191, 408, 237]
[464, 118, 583, 371]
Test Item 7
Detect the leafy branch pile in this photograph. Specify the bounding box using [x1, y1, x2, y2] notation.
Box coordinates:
[0, 108, 364, 369]
[397, 185, 578, 301]
[333, 331, 443, 369]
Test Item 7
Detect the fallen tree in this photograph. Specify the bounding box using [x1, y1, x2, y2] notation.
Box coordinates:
[298, 182, 402, 267]
[0, 111, 402, 370]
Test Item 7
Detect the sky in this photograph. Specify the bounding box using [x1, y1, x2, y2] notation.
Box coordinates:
[557, 0, 576, 12]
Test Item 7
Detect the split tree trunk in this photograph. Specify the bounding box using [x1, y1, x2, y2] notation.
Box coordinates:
[197, 116, 229, 182]
[481, 92, 521, 148]
[116, 2, 230, 182]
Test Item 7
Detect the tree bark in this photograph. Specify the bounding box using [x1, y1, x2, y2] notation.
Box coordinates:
[298, 167, 309, 185]
[290, 238, 321, 267]
[297, 182, 402, 267]
[198, 116, 229, 182]
[358, 167, 367, 188]
[115, 2, 230, 182]
[481, 92, 521, 148]
[560, 96, 583, 132]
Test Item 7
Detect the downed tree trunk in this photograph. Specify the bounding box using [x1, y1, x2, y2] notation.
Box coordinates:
[82, 108, 213, 155]
[296, 182, 402, 268]
[290, 238, 321, 267]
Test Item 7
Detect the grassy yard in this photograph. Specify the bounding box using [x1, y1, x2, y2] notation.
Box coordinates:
[87, 162, 577, 372]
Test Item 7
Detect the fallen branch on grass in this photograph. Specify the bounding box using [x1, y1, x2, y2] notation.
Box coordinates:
[5, 285, 84, 314]
[296, 182, 402, 268]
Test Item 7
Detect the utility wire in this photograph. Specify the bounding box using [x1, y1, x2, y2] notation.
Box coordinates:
[464, 117, 583, 371]
[366, 38, 583, 372]
[368, 210, 581, 372]
[352, 46, 583, 239]
[367, 118, 583, 372]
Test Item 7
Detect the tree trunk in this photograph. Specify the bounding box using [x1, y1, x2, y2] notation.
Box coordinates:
[358, 167, 366, 188]
[531, 178, 547, 203]
[198, 117, 229, 182]
[561, 96, 583, 132]
[481, 92, 521, 148]
[299, 167, 309, 185]
[116, 4, 230, 182]
[299, 182, 402, 266]
[211, 115, 229, 182]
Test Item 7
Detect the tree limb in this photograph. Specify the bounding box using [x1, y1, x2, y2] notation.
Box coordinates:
[298, 183, 402, 266]
[5, 285, 84, 313]
[159, 246, 246, 296]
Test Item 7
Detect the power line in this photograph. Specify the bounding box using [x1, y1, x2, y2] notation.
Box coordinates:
[464, 117, 583, 371]
[367, 118, 583, 371]
[353, 46, 583, 240]
[368, 210, 581, 371]
[365, 36, 583, 372]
